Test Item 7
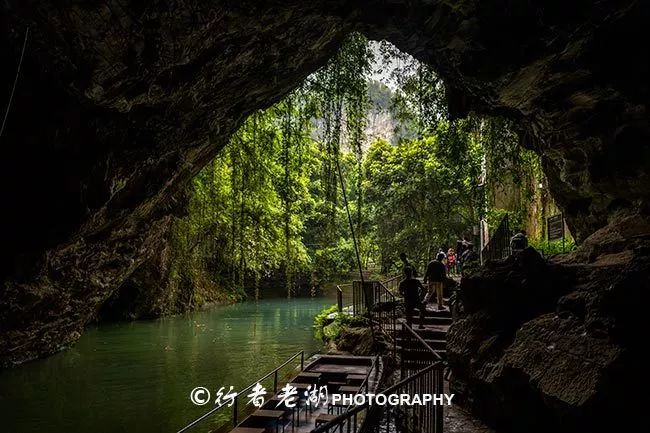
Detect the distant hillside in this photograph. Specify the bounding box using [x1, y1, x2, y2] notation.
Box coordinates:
[365, 80, 416, 146]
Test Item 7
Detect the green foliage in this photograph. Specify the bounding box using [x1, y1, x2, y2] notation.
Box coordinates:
[313, 304, 367, 341]
[483, 117, 538, 187]
[529, 238, 576, 257]
[363, 122, 484, 269]
[312, 238, 356, 282]
[169, 33, 377, 297]
[168, 36, 558, 303]
[313, 304, 339, 340]
[486, 208, 526, 234]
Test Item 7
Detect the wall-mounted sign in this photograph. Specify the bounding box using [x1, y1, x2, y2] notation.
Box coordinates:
[547, 213, 564, 241]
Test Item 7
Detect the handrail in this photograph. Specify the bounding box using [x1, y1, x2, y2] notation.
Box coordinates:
[176, 350, 305, 433]
[375, 281, 397, 357]
[481, 213, 510, 264]
[399, 318, 443, 382]
[399, 318, 442, 361]
[336, 283, 354, 312]
[381, 274, 401, 294]
[310, 361, 444, 433]
[342, 355, 379, 412]
[349, 279, 398, 356]
[336, 285, 343, 312]
[376, 280, 395, 298]
[382, 274, 401, 285]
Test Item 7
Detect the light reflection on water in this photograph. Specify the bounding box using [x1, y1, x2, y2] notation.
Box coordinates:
[0, 296, 337, 433]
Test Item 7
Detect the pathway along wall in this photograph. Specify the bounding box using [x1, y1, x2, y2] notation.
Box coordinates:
[0, 1, 648, 429]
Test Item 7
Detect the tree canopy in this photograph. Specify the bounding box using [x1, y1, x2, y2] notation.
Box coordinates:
[167, 33, 551, 302]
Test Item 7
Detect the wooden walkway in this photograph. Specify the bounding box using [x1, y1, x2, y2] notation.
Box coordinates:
[181, 277, 453, 433]
[396, 301, 452, 361]
[231, 355, 380, 433]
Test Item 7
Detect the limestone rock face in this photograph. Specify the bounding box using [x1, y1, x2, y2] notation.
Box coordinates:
[1, 1, 649, 368]
[448, 221, 649, 432]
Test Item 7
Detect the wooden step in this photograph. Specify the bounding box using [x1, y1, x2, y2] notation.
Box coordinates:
[401, 351, 447, 364]
[404, 316, 453, 326]
[398, 348, 446, 360]
[421, 308, 452, 319]
[396, 338, 446, 350]
[395, 325, 449, 340]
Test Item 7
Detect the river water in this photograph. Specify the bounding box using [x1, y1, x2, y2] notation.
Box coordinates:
[0, 296, 338, 433]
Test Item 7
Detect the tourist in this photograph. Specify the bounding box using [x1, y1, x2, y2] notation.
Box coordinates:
[447, 248, 457, 275]
[399, 252, 417, 278]
[399, 266, 426, 329]
[456, 238, 466, 274]
[460, 242, 477, 266]
[510, 229, 529, 254]
[424, 252, 447, 311]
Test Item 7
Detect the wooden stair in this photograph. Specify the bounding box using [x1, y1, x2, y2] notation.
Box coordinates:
[396, 302, 452, 363]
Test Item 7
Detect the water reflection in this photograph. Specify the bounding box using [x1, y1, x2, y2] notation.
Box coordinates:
[0, 297, 336, 433]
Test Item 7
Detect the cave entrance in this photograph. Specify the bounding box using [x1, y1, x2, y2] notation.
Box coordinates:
[2, 3, 647, 433]
[123, 34, 569, 317]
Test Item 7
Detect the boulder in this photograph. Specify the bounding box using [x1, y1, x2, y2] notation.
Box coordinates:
[448, 229, 649, 432]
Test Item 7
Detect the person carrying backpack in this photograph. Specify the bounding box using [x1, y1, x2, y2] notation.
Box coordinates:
[399, 252, 417, 279]
[510, 229, 529, 254]
[424, 252, 447, 311]
[399, 266, 426, 328]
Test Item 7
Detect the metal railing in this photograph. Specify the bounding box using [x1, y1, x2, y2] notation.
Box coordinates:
[341, 355, 379, 412]
[176, 350, 305, 433]
[399, 319, 443, 378]
[337, 285, 344, 312]
[481, 213, 511, 263]
[310, 361, 445, 433]
[315, 278, 445, 433]
[351, 280, 368, 316]
[350, 279, 398, 357]
[374, 281, 397, 357]
[381, 274, 401, 294]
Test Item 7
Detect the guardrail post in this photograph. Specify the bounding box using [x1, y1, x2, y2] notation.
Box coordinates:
[435, 366, 444, 433]
[300, 351, 304, 371]
[273, 370, 278, 393]
[337, 287, 343, 312]
[361, 281, 374, 314]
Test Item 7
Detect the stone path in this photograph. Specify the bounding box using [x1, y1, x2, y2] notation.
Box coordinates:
[444, 405, 495, 433]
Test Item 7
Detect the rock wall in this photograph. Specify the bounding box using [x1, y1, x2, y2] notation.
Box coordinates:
[1, 0, 649, 369]
[448, 216, 649, 432]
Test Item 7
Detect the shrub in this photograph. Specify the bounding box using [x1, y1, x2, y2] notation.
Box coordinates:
[529, 238, 576, 257]
[313, 304, 367, 341]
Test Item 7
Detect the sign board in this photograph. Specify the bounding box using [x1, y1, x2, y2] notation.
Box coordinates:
[547, 214, 564, 241]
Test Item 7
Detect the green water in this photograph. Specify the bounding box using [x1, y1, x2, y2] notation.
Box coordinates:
[0, 296, 338, 433]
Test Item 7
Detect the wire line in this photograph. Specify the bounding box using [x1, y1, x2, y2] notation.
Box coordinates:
[0, 26, 30, 139]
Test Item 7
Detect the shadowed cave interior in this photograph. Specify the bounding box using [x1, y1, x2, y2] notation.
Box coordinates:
[1, 1, 649, 432]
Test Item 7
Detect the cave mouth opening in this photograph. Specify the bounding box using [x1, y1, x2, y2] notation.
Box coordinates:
[1, 3, 648, 432]
[99, 34, 568, 321]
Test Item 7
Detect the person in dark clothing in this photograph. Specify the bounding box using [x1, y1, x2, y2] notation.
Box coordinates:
[460, 242, 477, 264]
[456, 239, 466, 257]
[424, 252, 447, 310]
[456, 239, 466, 274]
[399, 252, 417, 278]
[399, 266, 426, 328]
[510, 229, 529, 254]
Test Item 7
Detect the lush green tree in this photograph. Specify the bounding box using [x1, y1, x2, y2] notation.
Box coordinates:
[166, 35, 552, 303]
[364, 122, 484, 272]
